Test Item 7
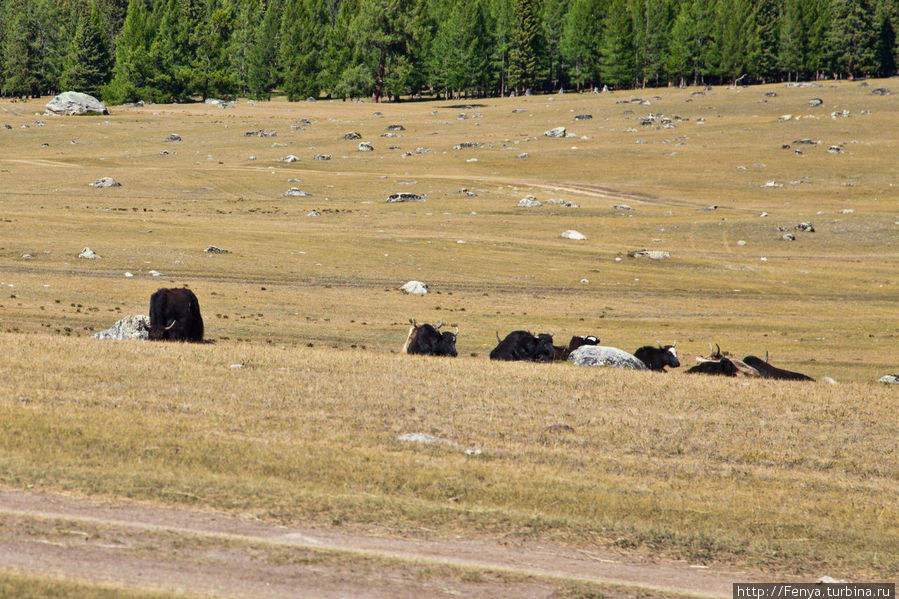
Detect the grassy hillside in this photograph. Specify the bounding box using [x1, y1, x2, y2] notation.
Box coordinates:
[0, 80, 897, 582]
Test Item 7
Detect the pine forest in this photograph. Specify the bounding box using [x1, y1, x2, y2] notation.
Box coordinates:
[1, 0, 897, 103]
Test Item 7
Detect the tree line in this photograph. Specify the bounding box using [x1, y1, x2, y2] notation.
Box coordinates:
[1, 0, 897, 104]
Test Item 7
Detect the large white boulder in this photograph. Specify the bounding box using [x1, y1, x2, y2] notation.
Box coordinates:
[569, 346, 648, 370]
[46, 92, 108, 116]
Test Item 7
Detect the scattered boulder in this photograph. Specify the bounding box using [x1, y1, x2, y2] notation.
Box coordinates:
[614, 204, 633, 211]
[165, 133, 182, 142]
[453, 142, 484, 150]
[387, 192, 423, 203]
[569, 346, 648, 370]
[544, 126, 566, 137]
[89, 177, 121, 188]
[574, 114, 592, 121]
[284, 187, 311, 197]
[313, 154, 331, 161]
[629, 249, 670, 260]
[516, 153, 529, 159]
[45, 91, 108, 116]
[358, 141, 373, 151]
[92, 315, 150, 340]
[561, 230, 587, 240]
[203, 245, 228, 254]
[796, 222, 815, 232]
[878, 374, 899, 384]
[401, 280, 428, 295]
[386, 124, 405, 131]
[518, 196, 542, 207]
[245, 129, 276, 137]
[870, 88, 891, 96]
[782, 233, 796, 241]
[778, 114, 793, 122]
[397, 432, 456, 447]
[281, 155, 300, 162]
[79, 247, 100, 259]
[827, 145, 843, 154]
[343, 132, 361, 140]
[808, 98, 823, 107]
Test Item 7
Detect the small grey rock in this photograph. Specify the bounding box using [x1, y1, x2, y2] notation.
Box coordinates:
[878, 374, 899, 384]
[89, 177, 121, 188]
[165, 133, 182, 142]
[343, 132, 361, 140]
[79, 247, 100, 259]
[358, 141, 373, 151]
[401, 280, 428, 295]
[544, 126, 566, 138]
[203, 245, 229, 254]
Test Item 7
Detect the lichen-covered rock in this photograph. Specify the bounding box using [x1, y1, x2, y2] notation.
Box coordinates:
[569, 346, 648, 370]
[561, 230, 587, 240]
[878, 374, 899, 385]
[544, 126, 566, 137]
[93, 315, 150, 340]
[89, 177, 121, 188]
[386, 192, 423, 203]
[79, 247, 100, 259]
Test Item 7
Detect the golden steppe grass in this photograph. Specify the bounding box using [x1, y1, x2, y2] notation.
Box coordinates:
[0, 80, 897, 582]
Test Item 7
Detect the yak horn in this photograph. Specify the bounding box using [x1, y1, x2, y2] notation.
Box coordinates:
[164, 319, 178, 331]
[765, 350, 769, 363]
[409, 318, 417, 328]
[495, 331, 501, 342]
[454, 326, 459, 336]
[672, 340, 677, 348]
[716, 343, 721, 357]
[436, 318, 444, 330]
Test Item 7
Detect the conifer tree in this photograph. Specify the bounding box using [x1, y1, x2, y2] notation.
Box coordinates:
[828, 0, 877, 77]
[103, 0, 154, 103]
[61, 0, 113, 96]
[507, 0, 544, 93]
[229, 0, 263, 94]
[874, 0, 898, 77]
[2, 0, 44, 97]
[350, 0, 419, 102]
[599, 0, 635, 87]
[778, 0, 805, 80]
[247, 0, 283, 99]
[561, 0, 603, 90]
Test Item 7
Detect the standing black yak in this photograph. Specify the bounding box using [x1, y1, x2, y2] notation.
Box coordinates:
[148, 288, 204, 342]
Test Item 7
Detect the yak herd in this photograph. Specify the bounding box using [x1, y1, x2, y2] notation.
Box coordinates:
[145, 287, 815, 382]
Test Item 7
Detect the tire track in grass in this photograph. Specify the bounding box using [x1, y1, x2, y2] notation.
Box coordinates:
[0, 489, 807, 599]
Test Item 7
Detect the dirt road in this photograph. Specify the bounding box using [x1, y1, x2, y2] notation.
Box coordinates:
[0, 490, 806, 598]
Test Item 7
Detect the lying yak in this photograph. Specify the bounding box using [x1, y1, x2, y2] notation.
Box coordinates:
[402, 319, 458, 357]
[491, 330, 555, 362]
[634, 342, 680, 372]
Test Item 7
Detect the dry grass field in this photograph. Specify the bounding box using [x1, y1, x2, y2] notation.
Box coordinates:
[0, 80, 897, 595]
